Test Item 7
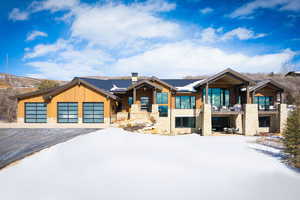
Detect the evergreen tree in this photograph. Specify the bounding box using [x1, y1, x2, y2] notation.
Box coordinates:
[283, 96, 300, 168]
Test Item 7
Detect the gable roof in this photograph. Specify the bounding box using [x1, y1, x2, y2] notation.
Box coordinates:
[43, 78, 119, 101]
[249, 79, 287, 92]
[194, 68, 255, 88]
[12, 85, 62, 100]
[127, 79, 163, 91]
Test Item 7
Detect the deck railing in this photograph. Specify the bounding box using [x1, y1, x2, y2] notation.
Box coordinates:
[211, 104, 243, 112]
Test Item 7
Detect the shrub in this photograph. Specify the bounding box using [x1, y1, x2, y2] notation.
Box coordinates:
[283, 100, 300, 168]
[37, 80, 59, 90]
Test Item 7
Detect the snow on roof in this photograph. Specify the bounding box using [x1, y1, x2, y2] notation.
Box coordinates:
[110, 84, 127, 91]
[176, 80, 205, 92]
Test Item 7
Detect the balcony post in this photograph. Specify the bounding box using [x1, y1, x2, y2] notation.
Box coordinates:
[205, 83, 209, 104]
[153, 89, 156, 104]
[246, 84, 250, 104]
[133, 88, 136, 104]
[252, 90, 255, 104]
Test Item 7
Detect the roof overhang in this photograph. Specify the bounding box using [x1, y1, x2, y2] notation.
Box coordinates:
[250, 79, 287, 93]
[127, 80, 163, 91]
[43, 78, 119, 101]
[13, 78, 119, 101]
[194, 68, 255, 89]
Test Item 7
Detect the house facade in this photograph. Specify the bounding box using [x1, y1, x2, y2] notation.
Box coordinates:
[14, 68, 288, 135]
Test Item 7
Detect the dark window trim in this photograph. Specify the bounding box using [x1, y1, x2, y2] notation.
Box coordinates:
[202, 88, 230, 107]
[175, 96, 196, 109]
[83, 102, 104, 123]
[156, 92, 168, 104]
[24, 102, 47, 123]
[259, 116, 271, 128]
[158, 105, 168, 117]
[57, 102, 78, 123]
[175, 117, 196, 128]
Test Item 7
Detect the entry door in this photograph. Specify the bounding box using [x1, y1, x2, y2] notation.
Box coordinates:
[140, 96, 150, 111]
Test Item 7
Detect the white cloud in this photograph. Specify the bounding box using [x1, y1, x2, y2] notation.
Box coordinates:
[26, 31, 48, 41]
[18, 0, 294, 79]
[229, 0, 300, 19]
[221, 27, 266, 40]
[112, 42, 296, 77]
[24, 39, 70, 59]
[199, 7, 214, 14]
[8, 8, 29, 21]
[70, 2, 180, 48]
[200, 27, 266, 43]
[30, 0, 79, 12]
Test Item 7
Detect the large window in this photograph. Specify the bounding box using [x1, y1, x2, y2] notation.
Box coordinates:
[259, 116, 270, 127]
[156, 93, 168, 104]
[175, 96, 195, 109]
[175, 117, 195, 128]
[254, 96, 273, 110]
[83, 102, 104, 123]
[202, 88, 230, 107]
[25, 102, 47, 123]
[158, 105, 168, 117]
[57, 102, 78, 123]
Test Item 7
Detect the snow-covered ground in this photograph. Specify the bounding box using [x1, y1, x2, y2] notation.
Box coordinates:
[0, 128, 299, 200]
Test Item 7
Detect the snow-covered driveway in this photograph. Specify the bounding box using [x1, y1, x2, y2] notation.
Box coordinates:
[0, 128, 299, 200]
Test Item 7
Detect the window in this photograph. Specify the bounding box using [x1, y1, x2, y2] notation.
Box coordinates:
[128, 97, 133, 106]
[156, 93, 168, 104]
[254, 96, 273, 110]
[175, 96, 195, 109]
[259, 116, 270, 127]
[202, 88, 230, 107]
[158, 105, 168, 117]
[57, 102, 78, 123]
[25, 103, 47, 123]
[83, 102, 104, 123]
[175, 117, 195, 128]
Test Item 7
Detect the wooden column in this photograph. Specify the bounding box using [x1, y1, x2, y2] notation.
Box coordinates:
[133, 88, 136, 104]
[246, 84, 250, 104]
[205, 83, 209, 104]
[252, 90, 255, 104]
[153, 89, 156, 104]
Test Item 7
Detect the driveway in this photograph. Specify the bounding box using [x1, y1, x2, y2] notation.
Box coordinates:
[0, 128, 100, 169]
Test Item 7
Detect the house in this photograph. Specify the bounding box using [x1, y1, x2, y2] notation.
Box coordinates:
[285, 71, 300, 77]
[14, 68, 288, 135]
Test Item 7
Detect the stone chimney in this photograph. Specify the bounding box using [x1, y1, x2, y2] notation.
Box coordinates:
[131, 72, 138, 84]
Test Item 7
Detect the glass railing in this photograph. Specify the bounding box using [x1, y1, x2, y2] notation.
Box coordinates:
[211, 104, 243, 112]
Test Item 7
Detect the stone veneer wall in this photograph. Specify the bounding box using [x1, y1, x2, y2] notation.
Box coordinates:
[243, 104, 259, 136]
[171, 109, 201, 135]
[279, 104, 288, 133]
[201, 104, 212, 136]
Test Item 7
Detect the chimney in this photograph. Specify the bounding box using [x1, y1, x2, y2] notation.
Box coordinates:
[131, 72, 138, 84]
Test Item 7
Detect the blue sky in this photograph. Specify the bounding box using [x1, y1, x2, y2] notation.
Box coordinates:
[1, 0, 300, 80]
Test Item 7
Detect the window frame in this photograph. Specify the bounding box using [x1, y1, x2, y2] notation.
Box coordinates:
[202, 88, 230, 107]
[156, 92, 168, 104]
[83, 102, 104, 123]
[158, 105, 168, 117]
[259, 116, 271, 127]
[24, 102, 47, 123]
[57, 102, 78, 123]
[175, 96, 196, 109]
[175, 117, 196, 128]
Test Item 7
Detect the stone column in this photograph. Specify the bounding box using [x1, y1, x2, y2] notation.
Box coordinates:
[279, 104, 288, 133]
[243, 104, 258, 136]
[150, 104, 159, 121]
[202, 104, 212, 136]
[234, 113, 243, 134]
